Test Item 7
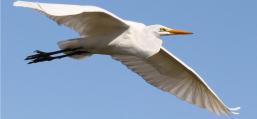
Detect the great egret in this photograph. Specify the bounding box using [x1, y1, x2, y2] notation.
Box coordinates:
[14, 1, 240, 116]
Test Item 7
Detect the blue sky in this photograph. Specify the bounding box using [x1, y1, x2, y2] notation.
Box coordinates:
[2, 0, 257, 119]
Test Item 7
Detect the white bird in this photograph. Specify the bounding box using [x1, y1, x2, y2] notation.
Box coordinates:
[14, 1, 239, 116]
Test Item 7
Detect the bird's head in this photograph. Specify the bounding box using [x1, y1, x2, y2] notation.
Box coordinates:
[148, 25, 193, 36]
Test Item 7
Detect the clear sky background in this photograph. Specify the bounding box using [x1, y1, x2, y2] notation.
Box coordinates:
[2, 0, 257, 119]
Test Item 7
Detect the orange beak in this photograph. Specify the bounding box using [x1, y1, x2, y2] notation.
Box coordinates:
[168, 29, 193, 35]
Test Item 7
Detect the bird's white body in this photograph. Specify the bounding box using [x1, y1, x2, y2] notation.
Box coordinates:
[71, 21, 162, 58]
[14, 1, 240, 116]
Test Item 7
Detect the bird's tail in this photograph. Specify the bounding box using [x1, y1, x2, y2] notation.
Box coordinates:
[58, 38, 92, 59]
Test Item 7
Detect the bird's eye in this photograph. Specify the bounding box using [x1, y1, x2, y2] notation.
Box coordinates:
[160, 28, 166, 32]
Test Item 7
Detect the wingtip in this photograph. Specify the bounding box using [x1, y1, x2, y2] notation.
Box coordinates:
[13, 1, 22, 6]
[229, 107, 240, 115]
[13, 1, 33, 7]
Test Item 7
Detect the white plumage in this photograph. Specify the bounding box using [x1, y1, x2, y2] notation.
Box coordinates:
[14, 1, 239, 116]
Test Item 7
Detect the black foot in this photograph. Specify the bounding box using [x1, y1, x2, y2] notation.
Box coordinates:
[25, 47, 87, 64]
[25, 50, 56, 64]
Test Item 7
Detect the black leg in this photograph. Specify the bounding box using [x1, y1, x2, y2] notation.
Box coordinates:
[25, 47, 88, 64]
[25, 47, 82, 60]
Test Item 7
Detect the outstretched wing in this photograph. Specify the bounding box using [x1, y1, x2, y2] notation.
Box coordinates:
[112, 47, 240, 116]
[14, 1, 129, 36]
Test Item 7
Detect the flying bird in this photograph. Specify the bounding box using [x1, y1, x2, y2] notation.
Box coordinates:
[14, 1, 239, 116]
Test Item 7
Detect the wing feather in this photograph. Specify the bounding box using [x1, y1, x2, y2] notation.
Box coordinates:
[112, 47, 239, 115]
[14, 1, 129, 36]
